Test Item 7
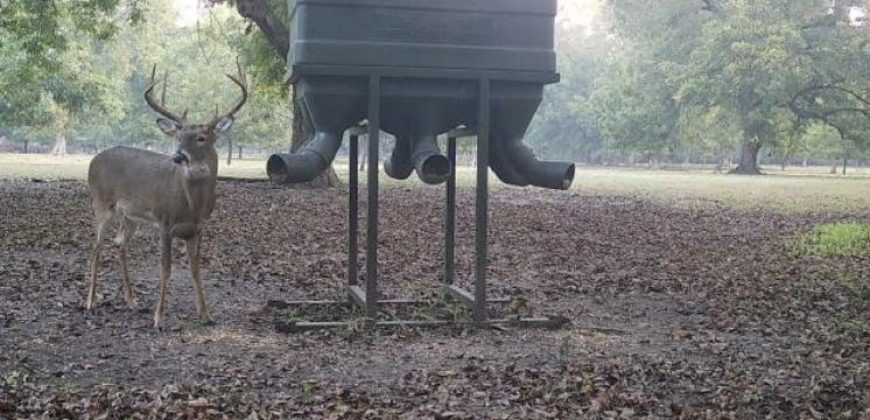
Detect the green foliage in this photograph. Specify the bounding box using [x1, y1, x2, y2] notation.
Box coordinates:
[588, 50, 679, 158]
[802, 123, 847, 160]
[0, 0, 140, 61]
[0, 0, 145, 127]
[568, 0, 870, 166]
[677, 106, 742, 158]
[527, 13, 610, 161]
[2, 0, 867, 164]
[799, 222, 870, 257]
[1, 0, 291, 152]
[680, 1, 809, 145]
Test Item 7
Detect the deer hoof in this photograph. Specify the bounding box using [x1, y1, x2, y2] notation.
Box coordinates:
[201, 317, 216, 327]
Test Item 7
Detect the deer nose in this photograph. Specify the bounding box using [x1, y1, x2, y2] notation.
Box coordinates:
[172, 151, 189, 164]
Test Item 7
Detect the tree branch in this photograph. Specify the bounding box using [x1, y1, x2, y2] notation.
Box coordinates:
[699, 0, 723, 16]
[794, 83, 870, 107]
[233, 0, 290, 58]
[820, 107, 870, 119]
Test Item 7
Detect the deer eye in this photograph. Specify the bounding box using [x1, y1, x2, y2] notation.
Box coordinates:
[197, 136, 207, 143]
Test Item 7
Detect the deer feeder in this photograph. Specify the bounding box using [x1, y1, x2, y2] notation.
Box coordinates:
[267, 0, 572, 330]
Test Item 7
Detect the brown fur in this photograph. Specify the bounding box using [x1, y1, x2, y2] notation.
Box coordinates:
[86, 66, 245, 329]
[86, 143, 219, 329]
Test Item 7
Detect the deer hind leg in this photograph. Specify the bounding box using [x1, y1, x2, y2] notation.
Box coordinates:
[86, 207, 114, 310]
[153, 230, 173, 330]
[186, 235, 213, 324]
[114, 218, 137, 308]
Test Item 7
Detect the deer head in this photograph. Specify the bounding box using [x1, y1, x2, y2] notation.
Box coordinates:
[144, 62, 247, 178]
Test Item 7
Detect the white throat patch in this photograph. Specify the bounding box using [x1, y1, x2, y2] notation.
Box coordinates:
[183, 163, 212, 181]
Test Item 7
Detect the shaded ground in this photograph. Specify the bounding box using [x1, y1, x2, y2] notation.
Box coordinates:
[0, 180, 868, 419]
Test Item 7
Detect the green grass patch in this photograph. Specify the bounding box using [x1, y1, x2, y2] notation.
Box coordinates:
[798, 222, 870, 257]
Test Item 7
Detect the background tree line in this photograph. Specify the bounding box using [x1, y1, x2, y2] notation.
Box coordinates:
[529, 0, 869, 173]
[0, 0, 290, 161]
[1, 0, 868, 174]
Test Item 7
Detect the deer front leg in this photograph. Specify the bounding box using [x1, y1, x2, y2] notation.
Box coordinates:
[153, 230, 172, 329]
[185, 235, 213, 325]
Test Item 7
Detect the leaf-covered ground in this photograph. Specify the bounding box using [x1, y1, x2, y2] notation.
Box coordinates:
[0, 180, 868, 419]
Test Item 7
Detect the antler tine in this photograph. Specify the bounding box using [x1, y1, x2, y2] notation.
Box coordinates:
[208, 58, 248, 128]
[143, 64, 185, 125]
[161, 71, 168, 106]
[149, 63, 157, 86]
[236, 56, 247, 86]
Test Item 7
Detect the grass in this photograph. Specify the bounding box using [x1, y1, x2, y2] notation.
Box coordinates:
[2, 152, 869, 213]
[798, 222, 870, 257]
[572, 167, 870, 213]
[0, 153, 270, 180]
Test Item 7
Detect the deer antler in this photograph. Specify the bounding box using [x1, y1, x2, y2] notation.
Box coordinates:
[208, 58, 248, 129]
[144, 64, 187, 125]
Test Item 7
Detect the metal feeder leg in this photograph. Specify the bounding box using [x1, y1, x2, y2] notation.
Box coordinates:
[474, 78, 491, 326]
[365, 75, 381, 319]
[348, 133, 359, 289]
[444, 135, 457, 287]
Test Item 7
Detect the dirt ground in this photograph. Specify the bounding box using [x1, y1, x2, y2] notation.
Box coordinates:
[0, 180, 868, 419]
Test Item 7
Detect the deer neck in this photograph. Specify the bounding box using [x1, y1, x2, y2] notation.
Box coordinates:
[177, 152, 218, 222]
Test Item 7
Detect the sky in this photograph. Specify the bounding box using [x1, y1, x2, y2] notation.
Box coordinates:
[850, 6, 866, 26]
[175, 0, 204, 27]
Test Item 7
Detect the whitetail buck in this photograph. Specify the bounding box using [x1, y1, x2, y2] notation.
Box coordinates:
[86, 65, 247, 329]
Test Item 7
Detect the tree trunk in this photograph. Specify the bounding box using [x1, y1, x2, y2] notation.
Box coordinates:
[233, 0, 338, 189]
[234, 0, 290, 59]
[714, 153, 729, 173]
[842, 156, 847, 175]
[729, 141, 762, 175]
[23, 139, 29, 154]
[227, 138, 233, 166]
[238, 146, 242, 160]
[50, 134, 67, 156]
[830, 161, 838, 174]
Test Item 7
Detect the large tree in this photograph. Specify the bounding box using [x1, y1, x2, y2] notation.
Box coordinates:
[1, 0, 312, 169]
[215, 0, 339, 187]
[0, 0, 147, 153]
[596, 0, 869, 174]
[526, 2, 611, 163]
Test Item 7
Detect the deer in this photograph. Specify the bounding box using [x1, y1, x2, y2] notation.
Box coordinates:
[85, 64, 247, 329]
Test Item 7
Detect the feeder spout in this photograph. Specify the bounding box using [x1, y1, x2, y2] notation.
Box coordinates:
[267, 131, 342, 184]
[384, 136, 451, 185]
[490, 136, 575, 190]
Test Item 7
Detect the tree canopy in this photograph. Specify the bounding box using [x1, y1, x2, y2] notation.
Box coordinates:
[531, 0, 869, 171]
[0, 0, 867, 173]
[1, 0, 290, 154]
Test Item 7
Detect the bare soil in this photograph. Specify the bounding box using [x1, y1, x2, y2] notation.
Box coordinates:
[0, 180, 868, 419]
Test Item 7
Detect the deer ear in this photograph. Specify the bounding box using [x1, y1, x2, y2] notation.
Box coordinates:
[156, 118, 181, 136]
[214, 116, 234, 134]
